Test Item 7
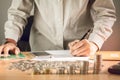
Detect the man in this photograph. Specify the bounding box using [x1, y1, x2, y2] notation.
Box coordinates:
[0, 0, 116, 56]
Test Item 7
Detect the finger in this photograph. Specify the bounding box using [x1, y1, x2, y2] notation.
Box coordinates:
[68, 43, 72, 54]
[68, 40, 80, 47]
[76, 50, 90, 57]
[3, 47, 10, 57]
[72, 41, 90, 56]
[68, 40, 81, 54]
[72, 49, 89, 56]
[72, 41, 84, 50]
[72, 39, 90, 50]
[0, 45, 4, 55]
[14, 47, 20, 55]
[72, 45, 87, 56]
[69, 49, 73, 54]
[75, 44, 90, 56]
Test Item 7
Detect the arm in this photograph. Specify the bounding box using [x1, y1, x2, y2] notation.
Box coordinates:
[88, 0, 116, 49]
[5, 0, 34, 42]
[0, 0, 34, 56]
[69, 0, 116, 56]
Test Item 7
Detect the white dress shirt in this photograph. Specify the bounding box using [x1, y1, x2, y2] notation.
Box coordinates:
[4, 0, 116, 51]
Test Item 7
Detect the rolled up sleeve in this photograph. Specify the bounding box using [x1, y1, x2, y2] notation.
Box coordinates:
[4, 0, 34, 42]
[88, 0, 116, 49]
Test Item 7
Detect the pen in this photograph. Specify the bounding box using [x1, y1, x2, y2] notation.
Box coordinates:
[80, 28, 93, 40]
[69, 28, 93, 48]
[67, 28, 93, 49]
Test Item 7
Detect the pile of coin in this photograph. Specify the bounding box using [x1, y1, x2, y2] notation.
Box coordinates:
[8, 54, 102, 75]
[93, 54, 102, 74]
[80, 61, 89, 74]
[9, 60, 35, 71]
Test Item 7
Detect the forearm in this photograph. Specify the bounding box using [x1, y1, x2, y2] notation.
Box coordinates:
[88, 0, 116, 49]
[4, 0, 34, 42]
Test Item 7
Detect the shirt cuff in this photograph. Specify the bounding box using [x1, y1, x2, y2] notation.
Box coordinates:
[5, 33, 19, 42]
[88, 33, 105, 50]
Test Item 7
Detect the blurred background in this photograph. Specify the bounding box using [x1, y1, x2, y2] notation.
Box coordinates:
[0, 0, 120, 51]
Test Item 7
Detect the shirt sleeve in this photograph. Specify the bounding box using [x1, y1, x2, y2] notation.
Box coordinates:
[4, 0, 34, 42]
[88, 0, 116, 49]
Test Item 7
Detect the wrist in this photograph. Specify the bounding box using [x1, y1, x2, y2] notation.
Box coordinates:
[90, 41, 99, 52]
[5, 38, 17, 46]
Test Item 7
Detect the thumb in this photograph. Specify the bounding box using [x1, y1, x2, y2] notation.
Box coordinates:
[14, 47, 20, 55]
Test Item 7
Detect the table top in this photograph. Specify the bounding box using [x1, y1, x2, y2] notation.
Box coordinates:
[0, 51, 120, 80]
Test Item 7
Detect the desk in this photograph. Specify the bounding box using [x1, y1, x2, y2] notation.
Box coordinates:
[0, 52, 120, 80]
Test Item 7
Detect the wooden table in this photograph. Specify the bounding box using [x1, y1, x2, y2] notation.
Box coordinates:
[0, 52, 120, 80]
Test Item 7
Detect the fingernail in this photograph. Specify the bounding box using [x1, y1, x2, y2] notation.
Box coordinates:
[15, 50, 20, 55]
[4, 55, 8, 58]
[72, 51, 78, 56]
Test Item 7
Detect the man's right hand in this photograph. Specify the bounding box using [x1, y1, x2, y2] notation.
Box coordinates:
[0, 39, 20, 57]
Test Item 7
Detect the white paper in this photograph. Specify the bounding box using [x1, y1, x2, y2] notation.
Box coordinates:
[32, 50, 89, 61]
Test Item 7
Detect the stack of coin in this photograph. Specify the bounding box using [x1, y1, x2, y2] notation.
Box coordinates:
[44, 68, 51, 74]
[9, 60, 34, 71]
[57, 67, 65, 74]
[66, 65, 76, 74]
[32, 61, 43, 74]
[9, 60, 97, 75]
[93, 54, 102, 74]
[88, 60, 94, 74]
[80, 61, 89, 74]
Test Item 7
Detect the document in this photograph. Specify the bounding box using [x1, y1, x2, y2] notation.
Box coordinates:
[31, 50, 89, 61]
